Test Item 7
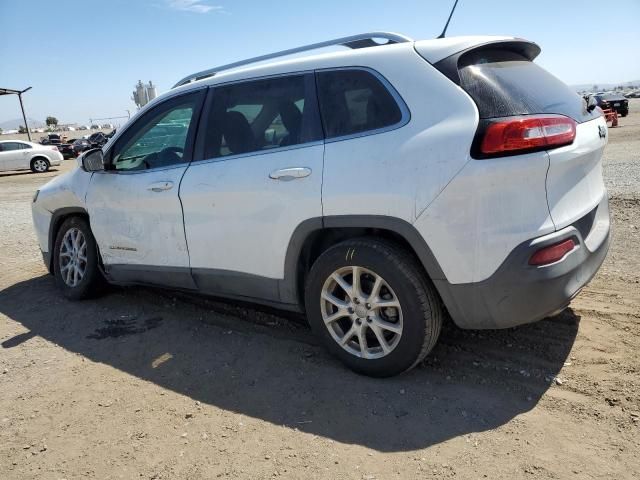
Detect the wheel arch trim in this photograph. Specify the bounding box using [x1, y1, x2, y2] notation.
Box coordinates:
[281, 215, 448, 305]
[47, 207, 90, 272]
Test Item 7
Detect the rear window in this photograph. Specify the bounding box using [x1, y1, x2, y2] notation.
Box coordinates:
[602, 94, 626, 101]
[458, 49, 594, 123]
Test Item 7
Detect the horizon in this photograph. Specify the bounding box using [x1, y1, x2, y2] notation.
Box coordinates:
[1, 0, 639, 126]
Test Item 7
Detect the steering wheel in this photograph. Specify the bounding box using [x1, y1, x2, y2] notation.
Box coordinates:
[161, 146, 184, 156]
[143, 146, 184, 169]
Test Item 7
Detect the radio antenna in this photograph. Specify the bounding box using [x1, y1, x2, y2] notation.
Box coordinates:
[437, 0, 460, 39]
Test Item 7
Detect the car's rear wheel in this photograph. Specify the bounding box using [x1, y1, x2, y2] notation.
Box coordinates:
[31, 157, 50, 173]
[53, 216, 104, 300]
[305, 239, 443, 377]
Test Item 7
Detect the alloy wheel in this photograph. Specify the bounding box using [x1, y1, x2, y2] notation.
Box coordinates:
[320, 266, 403, 359]
[59, 228, 88, 287]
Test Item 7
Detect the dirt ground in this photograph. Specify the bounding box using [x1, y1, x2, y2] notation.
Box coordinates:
[1, 102, 639, 480]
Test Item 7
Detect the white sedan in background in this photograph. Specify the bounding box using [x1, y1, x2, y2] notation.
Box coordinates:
[0, 140, 63, 173]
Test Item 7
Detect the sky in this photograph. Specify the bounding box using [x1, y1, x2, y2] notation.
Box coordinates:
[1, 0, 639, 127]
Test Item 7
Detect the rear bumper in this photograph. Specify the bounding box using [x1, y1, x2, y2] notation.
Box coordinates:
[436, 195, 611, 329]
[51, 152, 64, 165]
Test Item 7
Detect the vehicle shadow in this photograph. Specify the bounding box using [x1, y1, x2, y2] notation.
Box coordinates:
[0, 274, 579, 452]
[0, 168, 60, 178]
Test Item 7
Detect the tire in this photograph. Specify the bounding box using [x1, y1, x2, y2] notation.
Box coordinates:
[30, 157, 50, 173]
[53, 216, 105, 300]
[305, 238, 443, 377]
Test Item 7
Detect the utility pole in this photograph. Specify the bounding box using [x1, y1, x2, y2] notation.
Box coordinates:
[18, 87, 32, 141]
[1, 86, 34, 140]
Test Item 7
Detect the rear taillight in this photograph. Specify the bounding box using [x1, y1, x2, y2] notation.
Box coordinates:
[51, 146, 59, 151]
[529, 238, 576, 266]
[479, 115, 577, 157]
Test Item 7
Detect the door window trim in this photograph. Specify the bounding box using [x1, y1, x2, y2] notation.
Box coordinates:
[103, 88, 206, 173]
[192, 71, 323, 164]
[315, 66, 411, 144]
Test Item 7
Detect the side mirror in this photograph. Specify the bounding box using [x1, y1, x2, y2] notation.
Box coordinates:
[586, 95, 598, 113]
[81, 148, 105, 172]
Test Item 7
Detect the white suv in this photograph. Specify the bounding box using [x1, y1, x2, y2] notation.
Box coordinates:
[32, 33, 610, 376]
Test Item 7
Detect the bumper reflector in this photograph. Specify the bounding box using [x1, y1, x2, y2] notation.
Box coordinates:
[529, 238, 576, 266]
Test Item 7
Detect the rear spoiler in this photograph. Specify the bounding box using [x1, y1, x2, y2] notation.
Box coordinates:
[417, 39, 541, 86]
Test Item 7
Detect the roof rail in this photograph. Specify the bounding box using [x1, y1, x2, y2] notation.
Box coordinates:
[172, 32, 413, 89]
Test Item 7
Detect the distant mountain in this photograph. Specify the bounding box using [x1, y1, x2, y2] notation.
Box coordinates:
[571, 80, 640, 93]
[0, 117, 46, 130]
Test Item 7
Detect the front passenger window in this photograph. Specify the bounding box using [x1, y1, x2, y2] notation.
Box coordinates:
[111, 93, 201, 171]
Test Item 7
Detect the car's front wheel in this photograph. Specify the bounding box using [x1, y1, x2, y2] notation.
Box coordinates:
[53, 216, 104, 300]
[305, 239, 443, 377]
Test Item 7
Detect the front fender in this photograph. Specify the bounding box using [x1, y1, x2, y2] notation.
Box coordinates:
[31, 165, 94, 271]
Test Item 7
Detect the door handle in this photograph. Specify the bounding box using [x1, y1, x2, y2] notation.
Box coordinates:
[147, 181, 174, 192]
[269, 167, 312, 181]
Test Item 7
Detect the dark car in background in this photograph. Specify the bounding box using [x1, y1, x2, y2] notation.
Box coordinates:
[593, 94, 629, 117]
[88, 131, 109, 147]
[56, 142, 76, 159]
[40, 133, 75, 159]
[72, 138, 92, 156]
[40, 133, 62, 145]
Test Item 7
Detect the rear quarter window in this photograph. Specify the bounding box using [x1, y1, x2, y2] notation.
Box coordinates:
[458, 49, 595, 123]
[316, 69, 405, 139]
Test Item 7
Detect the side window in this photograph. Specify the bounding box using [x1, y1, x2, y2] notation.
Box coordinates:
[111, 92, 202, 171]
[316, 69, 403, 139]
[202, 74, 321, 159]
[19, 143, 32, 149]
[2, 142, 22, 152]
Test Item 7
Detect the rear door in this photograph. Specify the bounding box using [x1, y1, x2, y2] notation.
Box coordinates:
[180, 73, 324, 301]
[86, 89, 205, 288]
[316, 68, 411, 218]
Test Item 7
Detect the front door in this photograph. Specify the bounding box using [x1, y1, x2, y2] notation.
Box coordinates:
[180, 73, 324, 302]
[86, 89, 205, 288]
[0, 142, 28, 171]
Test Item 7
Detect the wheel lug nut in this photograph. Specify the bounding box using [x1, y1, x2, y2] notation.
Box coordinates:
[367, 317, 372, 323]
[356, 319, 361, 325]
[366, 303, 371, 309]
[348, 307, 354, 314]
